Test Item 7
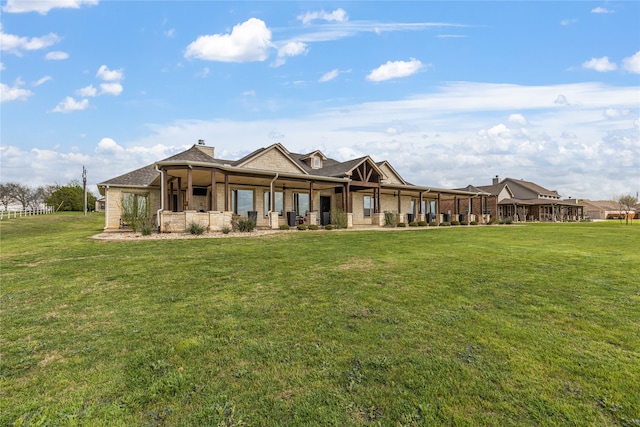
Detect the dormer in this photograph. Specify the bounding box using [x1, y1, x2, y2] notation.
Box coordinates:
[301, 150, 327, 170]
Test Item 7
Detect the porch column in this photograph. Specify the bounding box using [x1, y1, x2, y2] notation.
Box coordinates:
[187, 168, 193, 210]
[177, 178, 183, 212]
[418, 192, 423, 215]
[210, 169, 217, 211]
[309, 181, 314, 212]
[437, 193, 441, 224]
[397, 190, 401, 213]
[169, 180, 174, 211]
[163, 170, 169, 210]
[224, 174, 229, 212]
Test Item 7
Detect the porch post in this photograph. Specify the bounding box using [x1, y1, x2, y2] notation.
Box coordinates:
[163, 169, 169, 210]
[419, 192, 423, 214]
[211, 169, 217, 211]
[177, 177, 182, 212]
[437, 193, 441, 224]
[309, 181, 314, 212]
[397, 190, 401, 214]
[187, 168, 193, 210]
[224, 174, 230, 212]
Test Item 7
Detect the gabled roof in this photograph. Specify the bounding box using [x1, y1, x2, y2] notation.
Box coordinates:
[159, 144, 220, 164]
[98, 164, 160, 187]
[233, 143, 309, 174]
[503, 178, 559, 197]
[376, 160, 407, 185]
[300, 150, 327, 161]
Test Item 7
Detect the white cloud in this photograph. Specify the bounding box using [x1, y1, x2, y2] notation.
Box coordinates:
[2, 0, 98, 15]
[45, 50, 69, 60]
[242, 90, 255, 96]
[509, 114, 528, 125]
[52, 96, 89, 113]
[164, 28, 176, 38]
[76, 85, 97, 97]
[272, 41, 308, 67]
[99, 82, 123, 96]
[622, 50, 640, 74]
[603, 108, 631, 119]
[560, 18, 577, 26]
[319, 69, 339, 82]
[298, 8, 348, 25]
[96, 65, 124, 81]
[96, 137, 124, 154]
[195, 67, 210, 78]
[33, 76, 52, 86]
[591, 7, 613, 14]
[582, 56, 617, 72]
[554, 94, 569, 105]
[0, 82, 33, 102]
[366, 58, 424, 82]
[0, 62, 4, 70]
[0, 25, 61, 55]
[184, 18, 273, 62]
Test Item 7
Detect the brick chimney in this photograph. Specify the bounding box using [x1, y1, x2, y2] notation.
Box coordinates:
[492, 175, 499, 185]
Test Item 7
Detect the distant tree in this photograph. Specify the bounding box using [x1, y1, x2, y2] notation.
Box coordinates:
[45, 181, 97, 212]
[617, 194, 638, 225]
[11, 183, 34, 210]
[0, 182, 18, 211]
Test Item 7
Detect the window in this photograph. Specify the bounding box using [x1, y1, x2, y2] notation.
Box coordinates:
[232, 189, 254, 215]
[313, 157, 320, 168]
[364, 196, 374, 216]
[122, 193, 149, 217]
[293, 192, 309, 216]
[264, 191, 283, 216]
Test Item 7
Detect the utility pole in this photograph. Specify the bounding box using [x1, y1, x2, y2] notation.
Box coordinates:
[82, 165, 87, 216]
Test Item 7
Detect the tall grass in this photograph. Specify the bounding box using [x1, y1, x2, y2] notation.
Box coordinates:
[1, 214, 639, 426]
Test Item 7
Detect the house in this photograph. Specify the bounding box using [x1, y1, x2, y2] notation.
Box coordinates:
[441, 176, 584, 222]
[95, 197, 105, 212]
[578, 199, 637, 220]
[97, 142, 486, 232]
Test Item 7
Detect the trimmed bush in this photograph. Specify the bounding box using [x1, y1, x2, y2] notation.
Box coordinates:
[429, 221, 438, 227]
[505, 218, 513, 224]
[450, 220, 460, 226]
[397, 222, 406, 227]
[187, 221, 206, 235]
[409, 221, 419, 227]
[470, 221, 478, 225]
[439, 222, 451, 227]
[417, 221, 428, 227]
[460, 220, 468, 226]
[297, 224, 308, 230]
[384, 212, 399, 227]
[324, 225, 334, 230]
[308, 224, 319, 230]
[279, 224, 290, 230]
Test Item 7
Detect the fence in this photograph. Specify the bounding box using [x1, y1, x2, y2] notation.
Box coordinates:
[0, 206, 55, 220]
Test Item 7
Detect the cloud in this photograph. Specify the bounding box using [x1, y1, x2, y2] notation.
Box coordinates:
[560, 18, 578, 26]
[603, 108, 631, 119]
[0, 82, 33, 102]
[319, 69, 339, 82]
[45, 50, 69, 60]
[582, 56, 617, 72]
[195, 67, 210, 78]
[2, 0, 98, 14]
[96, 65, 124, 81]
[298, 8, 348, 25]
[591, 7, 613, 14]
[164, 28, 176, 38]
[76, 85, 97, 97]
[0, 25, 61, 55]
[52, 96, 89, 113]
[99, 82, 123, 96]
[242, 90, 255, 96]
[33, 76, 52, 86]
[509, 114, 528, 125]
[622, 50, 640, 74]
[184, 18, 273, 62]
[272, 41, 308, 67]
[366, 58, 424, 82]
[554, 94, 569, 105]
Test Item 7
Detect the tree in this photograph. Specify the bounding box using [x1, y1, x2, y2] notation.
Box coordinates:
[45, 181, 97, 212]
[0, 182, 18, 211]
[11, 183, 34, 210]
[617, 194, 638, 225]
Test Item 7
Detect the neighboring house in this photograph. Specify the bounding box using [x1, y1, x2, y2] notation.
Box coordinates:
[578, 199, 637, 220]
[95, 197, 105, 212]
[97, 142, 485, 232]
[442, 176, 584, 222]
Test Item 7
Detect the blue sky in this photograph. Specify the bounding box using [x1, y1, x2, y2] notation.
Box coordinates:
[1, 0, 639, 200]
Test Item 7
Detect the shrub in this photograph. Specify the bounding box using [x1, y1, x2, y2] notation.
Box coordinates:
[187, 221, 206, 235]
[429, 221, 438, 227]
[384, 212, 399, 227]
[450, 220, 460, 226]
[308, 224, 319, 230]
[279, 224, 290, 230]
[505, 218, 513, 225]
[439, 222, 451, 227]
[397, 222, 406, 227]
[409, 221, 419, 227]
[460, 220, 468, 226]
[140, 219, 155, 236]
[297, 224, 307, 231]
[470, 221, 478, 225]
[489, 217, 499, 225]
[233, 217, 256, 232]
[418, 221, 428, 227]
[330, 210, 348, 229]
[221, 226, 232, 234]
[324, 225, 334, 230]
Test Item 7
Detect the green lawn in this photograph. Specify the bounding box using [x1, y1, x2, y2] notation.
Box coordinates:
[1, 213, 639, 426]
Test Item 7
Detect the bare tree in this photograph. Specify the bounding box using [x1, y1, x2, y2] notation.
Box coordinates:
[617, 194, 638, 225]
[0, 183, 18, 211]
[11, 183, 35, 211]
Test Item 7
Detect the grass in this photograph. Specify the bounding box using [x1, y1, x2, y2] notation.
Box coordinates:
[1, 213, 639, 426]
